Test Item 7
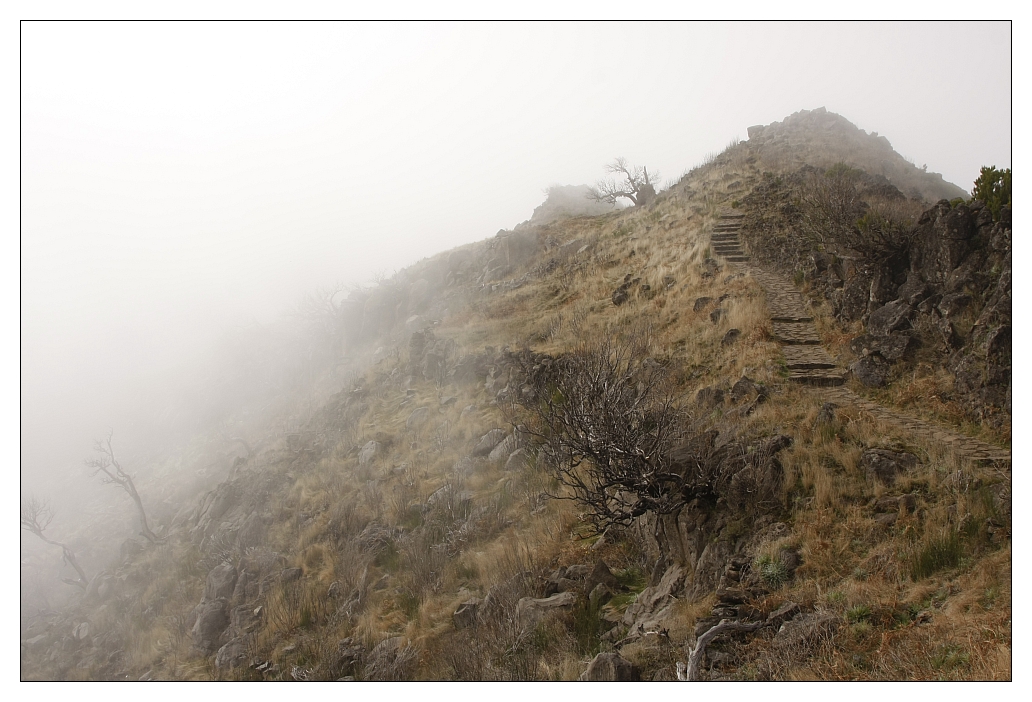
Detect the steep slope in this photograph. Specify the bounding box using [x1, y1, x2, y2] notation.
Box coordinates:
[21, 110, 1010, 682]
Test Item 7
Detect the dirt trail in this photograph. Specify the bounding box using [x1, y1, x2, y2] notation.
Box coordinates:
[710, 210, 1011, 464]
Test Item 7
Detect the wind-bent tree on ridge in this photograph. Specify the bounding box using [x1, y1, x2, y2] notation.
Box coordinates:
[21, 495, 90, 590]
[85, 431, 161, 543]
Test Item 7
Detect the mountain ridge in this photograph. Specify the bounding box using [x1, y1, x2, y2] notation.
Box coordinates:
[21, 108, 1010, 681]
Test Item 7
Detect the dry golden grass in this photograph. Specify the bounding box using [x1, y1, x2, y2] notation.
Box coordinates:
[23, 137, 1007, 683]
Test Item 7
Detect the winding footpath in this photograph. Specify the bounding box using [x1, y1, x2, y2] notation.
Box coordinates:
[711, 210, 1011, 464]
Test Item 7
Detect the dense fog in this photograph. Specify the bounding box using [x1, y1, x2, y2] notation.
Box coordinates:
[20, 22, 1010, 571]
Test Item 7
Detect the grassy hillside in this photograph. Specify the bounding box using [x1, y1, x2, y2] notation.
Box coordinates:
[21, 112, 1010, 681]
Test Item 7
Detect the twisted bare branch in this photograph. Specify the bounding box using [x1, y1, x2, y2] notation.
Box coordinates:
[85, 431, 160, 543]
[21, 496, 89, 590]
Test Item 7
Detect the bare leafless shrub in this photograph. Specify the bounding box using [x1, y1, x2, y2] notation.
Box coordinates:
[505, 338, 692, 533]
[798, 164, 917, 261]
[20, 495, 89, 589]
[798, 164, 868, 250]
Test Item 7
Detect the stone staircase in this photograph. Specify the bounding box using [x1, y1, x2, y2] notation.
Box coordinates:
[709, 212, 749, 263]
[711, 209, 1010, 463]
[712, 211, 844, 386]
[747, 267, 847, 386]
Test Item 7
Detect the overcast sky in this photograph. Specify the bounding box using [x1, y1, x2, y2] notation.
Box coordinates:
[20, 21, 1011, 494]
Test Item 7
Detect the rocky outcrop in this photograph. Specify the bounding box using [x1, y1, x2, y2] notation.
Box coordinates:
[191, 598, 230, 654]
[861, 448, 919, 485]
[579, 652, 640, 681]
[471, 429, 507, 457]
[519, 184, 614, 228]
[516, 591, 577, 630]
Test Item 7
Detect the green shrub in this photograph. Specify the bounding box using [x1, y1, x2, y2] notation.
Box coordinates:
[755, 554, 788, 589]
[972, 166, 1011, 221]
[846, 604, 871, 623]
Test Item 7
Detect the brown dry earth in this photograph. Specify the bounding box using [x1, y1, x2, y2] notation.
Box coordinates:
[711, 210, 1011, 463]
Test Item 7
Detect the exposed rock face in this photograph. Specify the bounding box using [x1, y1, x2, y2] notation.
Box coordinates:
[867, 299, 912, 336]
[191, 598, 230, 654]
[579, 652, 640, 681]
[203, 563, 238, 601]
[471, 429, 507, 457]
[622, 564, 685, 636]
[849, 355, 891, 388]
[519, 184, 614, 228]
[861, 448, 919, 485]
[503, 447, 533, 472]
[744, 107, 966, 203]
[358, 441, 380, 466]
[215, 637, 248, 670]
[773, 611, 840, 652]
[516, 591, 577, 630]
[405, 407, 430, 430]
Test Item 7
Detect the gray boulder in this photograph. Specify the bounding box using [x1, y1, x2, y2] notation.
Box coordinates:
[861, 448, 919, 485]
[503, 447, 533, 472]
[191, 598, 230, 654]
[358, 441, 380, 466]
[774, 611, 840, 651]
[215, 637, 249, 670]
[867, 299, 912, 336]
[516, 591, 577, 630]
[579, 652, 640, 681]
[280, 567, 303, 583]
[695, 386, 725, 409]
[406, 407, 430, 430]
[849, 355, 890, 387]
[203, 563, 238, 602]
[849, 333, 915, 363]
[488, 432, 520, 463]
[472, 429, 507, 457]
[584, 559, 620, 595]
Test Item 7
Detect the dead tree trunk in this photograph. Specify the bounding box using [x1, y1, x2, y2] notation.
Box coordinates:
[21, 497, 89, 590]
[86, 432, 161, 543]
[678, 618, 762, 681]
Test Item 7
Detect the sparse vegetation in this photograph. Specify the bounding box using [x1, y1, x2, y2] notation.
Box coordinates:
[21, 109, 1009, 682]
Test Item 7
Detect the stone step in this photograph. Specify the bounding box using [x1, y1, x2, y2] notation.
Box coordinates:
[782, 345, 838, 370]
[770, 313, 813, 323]
[788, 369, 846, 386]
[711, 235, 741, 241]
[724, 255, 749, 262]
[772, 322, 821, 345]
[712, 226, 742, 232]
[718, 214, 745, 220]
